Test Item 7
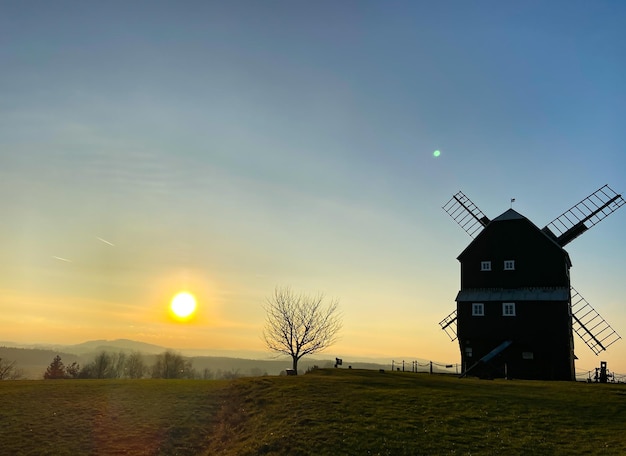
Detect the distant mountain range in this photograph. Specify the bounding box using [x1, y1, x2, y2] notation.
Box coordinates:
[0, 339, 274, 359]
[2, 339, 414, 379]
[0, 339, 169, 355]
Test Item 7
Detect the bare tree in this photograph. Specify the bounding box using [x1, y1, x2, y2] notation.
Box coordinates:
[0, 358, 24, 380]
[217, 368, 242, 380]
[126, 351, 146, 379]
[91, 351, 114, 379]
[66, 361, 81, 378]
[262, 286, 342, 375]
[151, 351, 193, 379]
[202, 367, 214, 380]
[112, 352, 127, 378]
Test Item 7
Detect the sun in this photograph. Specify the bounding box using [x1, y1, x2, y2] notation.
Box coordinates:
[170, 292, 197, 321]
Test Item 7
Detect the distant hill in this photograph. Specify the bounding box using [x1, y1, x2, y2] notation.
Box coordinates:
[1, 339, 169, 355]
[0, 339, 400, 379]
[2, 339, 438, 379]
[0, 347, 323, 379]
[63, 339, 168, 355]
[0, 339, 330, 379]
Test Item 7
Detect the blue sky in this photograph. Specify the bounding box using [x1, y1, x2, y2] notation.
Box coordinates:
[1, 1, 625, 374]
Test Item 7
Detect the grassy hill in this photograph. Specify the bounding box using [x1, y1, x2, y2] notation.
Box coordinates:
[1, 369, 625, 455]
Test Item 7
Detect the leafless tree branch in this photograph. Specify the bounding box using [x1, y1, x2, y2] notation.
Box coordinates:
[262, 286, 342, 374]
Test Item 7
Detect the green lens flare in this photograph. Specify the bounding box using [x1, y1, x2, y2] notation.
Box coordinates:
[433, 150, 441, 157]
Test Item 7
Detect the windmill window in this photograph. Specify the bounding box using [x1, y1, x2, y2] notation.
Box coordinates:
[480, 261, 491, 271]
[472, 303, 484, 316]
[503, 302, 516, 316]
[504, 260, 515, 270]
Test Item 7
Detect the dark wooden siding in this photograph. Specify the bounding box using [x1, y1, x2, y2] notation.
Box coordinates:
[457, 299, 574, 380]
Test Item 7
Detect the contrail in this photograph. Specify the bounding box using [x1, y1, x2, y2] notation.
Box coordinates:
[96, 237, 115, 246]
[53, 256, 72, 263]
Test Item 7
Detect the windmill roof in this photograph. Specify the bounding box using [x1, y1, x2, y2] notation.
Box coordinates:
[491, 208, 572, 260]
[491, 208, 525, 222]
[457, 206, 572, 268]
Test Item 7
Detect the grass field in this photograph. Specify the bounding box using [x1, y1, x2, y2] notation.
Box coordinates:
[2, 369, 625, 455]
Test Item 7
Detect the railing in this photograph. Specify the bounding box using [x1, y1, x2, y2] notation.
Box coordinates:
[391, 360, 460, 375]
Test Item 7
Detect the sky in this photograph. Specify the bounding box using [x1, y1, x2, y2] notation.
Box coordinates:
[1, 1, 625, 375]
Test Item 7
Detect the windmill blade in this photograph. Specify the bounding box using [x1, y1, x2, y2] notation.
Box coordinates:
[442, 191, 490, 238]
[571, 287, 621, 355]
[439, 309, 458, 341]
[542, 185, 625, 247]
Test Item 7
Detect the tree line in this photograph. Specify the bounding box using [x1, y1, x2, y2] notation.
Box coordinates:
[42, 351, 259, 380]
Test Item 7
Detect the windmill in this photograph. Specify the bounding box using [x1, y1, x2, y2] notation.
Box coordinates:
[439, 185, 624, 380]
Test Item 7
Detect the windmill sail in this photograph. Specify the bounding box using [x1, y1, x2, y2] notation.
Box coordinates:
[442, 191, 490, 238]
[571, 287, 621, 355]
[439, 309, 458, 341]
[542, 185, 625, 247]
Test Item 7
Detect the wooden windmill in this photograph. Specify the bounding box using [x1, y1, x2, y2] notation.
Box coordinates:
[439, 185, 624, 380]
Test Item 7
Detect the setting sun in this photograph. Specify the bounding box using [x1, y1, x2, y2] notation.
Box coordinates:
[170, 292, 197, 321]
